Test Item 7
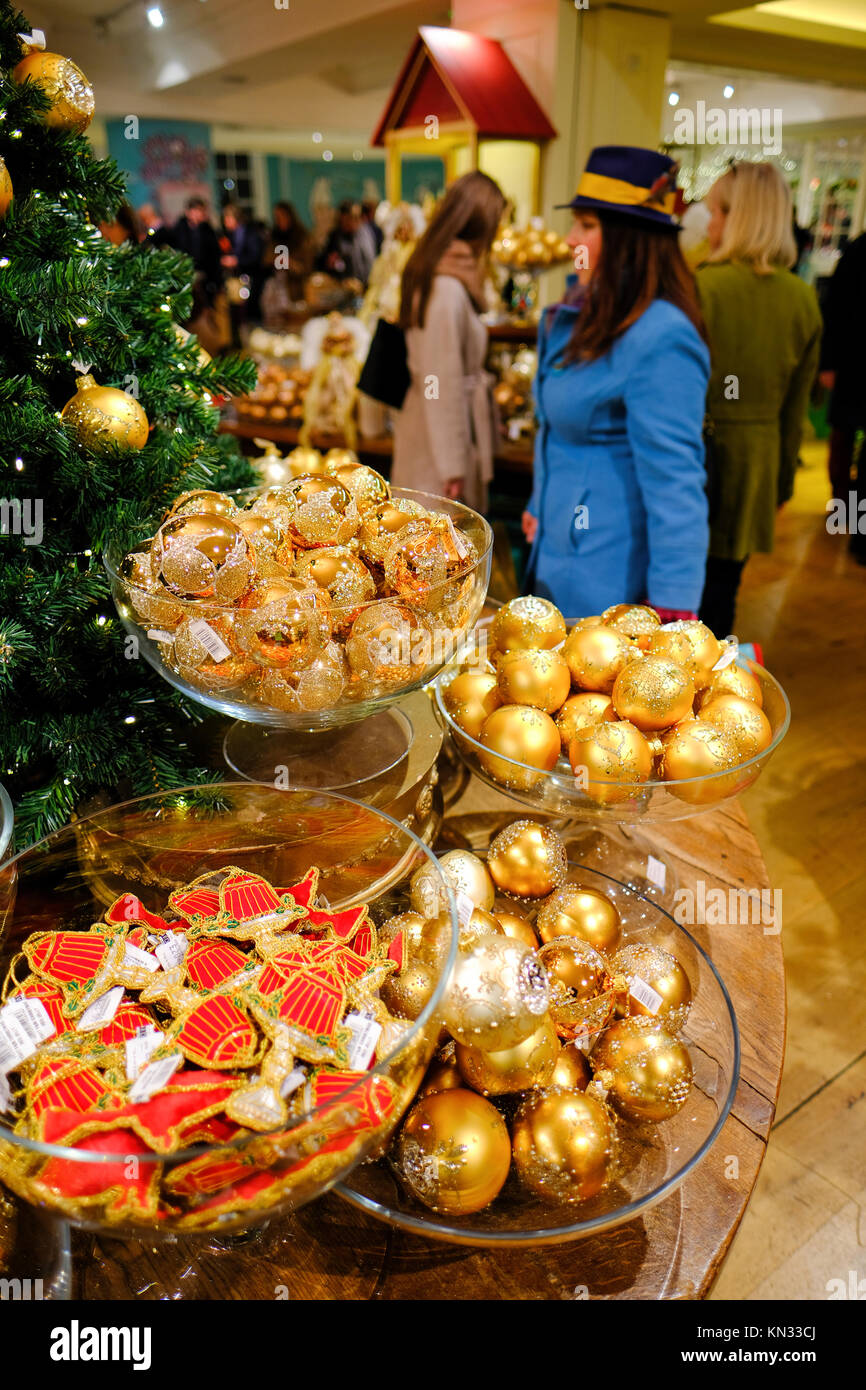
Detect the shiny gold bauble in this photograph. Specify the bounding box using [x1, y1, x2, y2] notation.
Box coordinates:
[378, 909, 451, 972]
[612, 656, 695, 732]
[660, 722, 742, 803]
[0, 157, 13, 218]
[417, 1055, 464, 1098]
[592, 1018, 693, 1122]
[494, 904, 539, 951]
[285, 445, 325, 478]
[697, 663, 763, 709]
[489, 595, 567, 654]
[438, 850, 496, 911]
[458, 907, 503, 953]
[511, 1088, 615, 1202]
[442, 671, 502, 740]
[698, 694, 773, 761]
[294, 545, 376, 611]
[323, 447, 360, 470]
[409, 861, 451, 918]
[234, 512, 283, 557]
[13, 50, 95, 132]
[344, 599, 433, 691]
[442, 934, 550, 1050]
[456, 1016, 558, 1096]
[487, 821, 568, 900]
[496, 647, 571, 715]
[395, 1089, 511, 1215]
[647, 621, 723, 689]
[610, 943, 692, 1033]
[326, 462, 390, 513]
[538, 938, 614, 1041]
[61, 374, 149, 454]
[563, 625, 636, 693]
[551, 1042, 592, 1092]
[478, 705, 561, 791]
[173, 616, 256, 690]
[170, 489, 237, 521]
[235, 597, 331, 673]
[601, 603, 661, 642]
[286, 477, 359, 549]
[381, 959, 436, 1020]
[154, 513, 251, 601]
[358, 499, 428, 566]
[536, 884, 622, 953]
[383, 518, 476, 611]
[555, 692, 615, 749]
[568, 720, 653, 805]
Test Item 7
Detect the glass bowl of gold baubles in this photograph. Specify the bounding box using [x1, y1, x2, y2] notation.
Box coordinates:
[337, 817, 738, 1245]
[433, 598, 789, 824]
[0, 784, 458, 1295]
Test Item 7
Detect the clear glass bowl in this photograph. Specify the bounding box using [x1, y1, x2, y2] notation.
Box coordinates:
[0, 784, 458, 1239]
[104, 488, 492, 731]
[338, 860, 739, 1246]
[432, 659, 790, 822]
[0, 783, 12, 864]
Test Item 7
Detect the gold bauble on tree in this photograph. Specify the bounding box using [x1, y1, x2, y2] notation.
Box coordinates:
[61, 374, 149, 455]
[456, 1016, 559, 1096]
[442, 933, 550, 1050]
[395, 1089, 512, 1215]
[0, 157, 12, 218]
[512, 1088, 615, 1203]
[568, 720, 653, 805]
[496, 647, 571, 714]
[563, 625, 636, 693]
[478, 705, 561, 791]
[698, 694, 773, 760]
[487, 820, 568, 899]
[536, 883, 622, 953]
[489, 595, 566, 654]
[610, 942, 692, 1033]
[442, 671, 502, 740]
[592, 1018, 693, 1122]
[13, 42, 95, 133]
[612, 655, 696, 732]
[555, 692, 615, 749]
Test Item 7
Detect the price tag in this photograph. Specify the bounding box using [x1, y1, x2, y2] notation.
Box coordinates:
[575, 1034, 593, 1054]
[0, 997, 55, 1073]
[344, 1013, 383, 1071]
[455, 891, 475, 928]
[445, 516, 472, 560]
[587, 1078, 608, 1102]
[645, 855, 667, 891]
[125, 1025, 165, 1081]
[128, 1052, 181, 1103]
[712, 638, 739, 671]
[154, 932, 188, 971]
[146, 629, 175, 644]
[629, 975, 664, 1015]
[77, 986, 124, 1033]
[124, 943, 160, 973]
[0, 1072, 11, 1113]
[279, 1068, 306, 1099]
[188, 618, 231, 663]
[507, 418, 523, 441]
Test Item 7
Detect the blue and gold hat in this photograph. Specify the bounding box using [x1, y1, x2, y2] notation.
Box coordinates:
[557, 145, 681, 226]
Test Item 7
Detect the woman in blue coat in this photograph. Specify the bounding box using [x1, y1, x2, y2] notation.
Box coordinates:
[523, 147, 711, 621]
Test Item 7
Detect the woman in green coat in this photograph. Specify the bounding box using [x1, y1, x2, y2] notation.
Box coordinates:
[696, 161, 821, 635]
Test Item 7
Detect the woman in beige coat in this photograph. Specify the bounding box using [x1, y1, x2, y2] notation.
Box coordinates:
[392, 172, 505, 512]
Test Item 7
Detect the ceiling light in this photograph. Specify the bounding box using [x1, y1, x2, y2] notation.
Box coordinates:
[723, 84, 734, 98]
[147, 5, 164, 26]
[312, 131, 323, 144]
[668, 92, 679, 107]
[322, 150, 333, 162]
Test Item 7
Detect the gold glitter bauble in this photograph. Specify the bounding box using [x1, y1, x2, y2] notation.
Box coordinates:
[61, 374, 149, 454]
[551, 1042, 592, 1091]
[487, 821, 568, 900]
[234, 512, 283, 559]
[395, 1090, 511, 1215]
[154, 514, 252, 601]
[235, 597, 331, 672]
[601, 603, 661, 643]
[536, 884, 622, 953]
[610, 943, 692, 1033]
[496, 647, 571, 715]
[285, 446, 325, 477]
[698, 694, 773, 761]
[358, 499, 429, 566]
[418, 1056, 464, 1098]
[324, 461, 390, 512]
[409, 864, 451, 918]
[489, 596, 567, 654]
[442, 671, 502, 739]
[294, 546, 376, 612]
[0, 156, 12, 218]
[286, 477, 360, 549]
[538, 938, 614, 1041]
[647, 621, 723, 689]
[323, 447, 359, 470]
[563, 625, 636, 693]
[345, 600, 434, 691]
[250, 485, 299, 532]
[555, 692, 615, 749]
[13, 50, 95, 132]
[442, 934, 550, 1049]
[494, 903, 539, 951]
[259, 641, 347, 711]
[568, 720, 653, 805]
[697, 663, 763, 710]
[478, 705, 561, 791]
[173, 616, 255, 690]
[612, 656, 695, 732]
[381, 960, 436, 1020]
[438, 850, 496, 911]
[592, 1018, 693, 1122]
[169, 490, 237, 520]
[660, 722, 742, 803]
[384, 519, 477, 612]
[512, 1088, 615, 1202]
[457, 907, 504, 953]
[379, 910, 452, 973]
[456, 1016, 558, 1096]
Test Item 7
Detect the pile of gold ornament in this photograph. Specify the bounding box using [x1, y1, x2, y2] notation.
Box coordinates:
[386, 819, 694, 1216]
[442, 597, 776, 805]
[117, 459, 486, 715]
[492, 222, 571, 271]
[489, 344, 537, 443]
[234, 362, 311, 426]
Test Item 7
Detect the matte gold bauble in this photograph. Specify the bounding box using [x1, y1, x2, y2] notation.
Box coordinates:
[61, 374, 149, 454]
[487, 821, 568, 899]
[538, 938, 614, 1041]
[536, 884, 622, 953]
[551, 1042, 592, 1091]
[438, 850, 496, 911]
[647, 621, 723, 689]
[612, 656, 695, 732]
[478, 705, 561, 791]
[555, 692, 615, 749]
[494, 905, 539, 951]
[381, 960, 436, 1020]
[563, 625, 636, 693]
[697, 663, 763, 710]
[511, 1088, 615, 1202]
[378, 910, 451, 972]
[592, 1018, 693, 1122]
[458, 907, 503, 953]
[0, 157, 13, 218]
[660, 722, 742, 803]
[698, 694, 773, 761]
[442, 671, 502, 740]
[170, 489, 238, 521]
[14, 50, 95, 132]
[395, 1089, 511, 1214]
[601, 603, 661, 642]
[456, 1015, 558, 1096]
[610, 943, 692, 1033]
[417, 1055, 464, 1098]
[496, 647, 571, 714]
[568, 720, 653, 805]
[442, 934, 550, 1049]
[489, 595, 567, 654]
[409, 862, 450, 917]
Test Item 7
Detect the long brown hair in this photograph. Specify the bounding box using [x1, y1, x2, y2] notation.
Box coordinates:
[399, 171, 505, 330]
[565, 212, 707, 361]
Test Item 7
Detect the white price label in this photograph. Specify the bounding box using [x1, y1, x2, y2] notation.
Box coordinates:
[154, 931, 188, 971]
[587, 1078, 608, 1102]
[445, 516, 472, 560]
[0, 1072, 11, 1113]
[645, 855, 667, 891]
[629, 975, 664, 1015]
[125, 1025, 165, 1081]
[507, 418, 523, 441]
[344, 1013, 383, 1071]
[575, 1033, 593, 1054]
[455, 891, 475, 928]
[146, 628, 175, 644]
[188, 619, 231, 663]
[128, 1052, 181, 1103]
[0, 997, 55, 1073]
[77, 986, 124, 1033]
[279, 1068, 306, 1099]
[712, 638, 739, 671]
[124, 943, 160, 973]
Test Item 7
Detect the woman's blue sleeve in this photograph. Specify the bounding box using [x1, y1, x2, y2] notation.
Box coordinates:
[526, 310, 550, 519]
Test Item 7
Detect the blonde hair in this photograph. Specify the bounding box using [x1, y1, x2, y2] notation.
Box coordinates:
[707, 161, 797, 274]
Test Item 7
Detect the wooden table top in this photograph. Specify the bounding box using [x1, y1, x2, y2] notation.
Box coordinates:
[64, 778, 783, 1302]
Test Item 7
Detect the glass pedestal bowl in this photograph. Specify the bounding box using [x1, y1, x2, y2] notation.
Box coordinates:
[104, 489, 492, 795]
[0, 783, 12, 864]
[337, 858, 739, 1247]
[0, 784, 458, 1297]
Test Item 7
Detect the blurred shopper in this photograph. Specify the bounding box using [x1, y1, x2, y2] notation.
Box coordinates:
[317, 201, 374, 285]
[819, 229, 866, 563]
[697, 161, 822, 633]
[360, 199, 384, 259]
[99, 202, 142, 245]
[261, 201, 312, 323]
[220, 203, 264, 332]
[522, 147, 710, 618]
[393, 170, 506, 511]
[158, 197, 228, 353]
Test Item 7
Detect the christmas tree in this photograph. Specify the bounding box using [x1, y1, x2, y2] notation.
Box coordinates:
[0, 4, 258, 849]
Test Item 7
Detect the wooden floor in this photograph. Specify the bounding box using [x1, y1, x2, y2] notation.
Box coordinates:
[707, 438, 866, 1301]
